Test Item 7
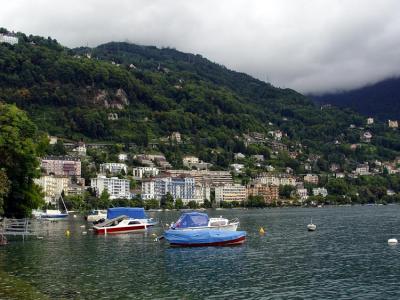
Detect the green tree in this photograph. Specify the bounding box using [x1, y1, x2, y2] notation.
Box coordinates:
[187, 200, 198, 209]
[0, 169, 11, 215]
[99, 189, 111, 208]
[0, 104, 44, 217]
[175, 198, 184, 209]
[279, 185, 295, 199]
[161, 192, 174, 209]
[144, 199, 159, 210]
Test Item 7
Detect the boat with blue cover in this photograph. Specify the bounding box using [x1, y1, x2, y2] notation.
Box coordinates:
[163, 229, 246, 247]
[93, 207, 157, 234]
[170, 212, 239, 231]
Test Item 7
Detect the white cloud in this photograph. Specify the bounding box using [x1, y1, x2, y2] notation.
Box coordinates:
[2, 0, 400, 94]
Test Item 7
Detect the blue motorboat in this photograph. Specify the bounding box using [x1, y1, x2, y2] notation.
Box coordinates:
[170, 212, 239, 231]
[163, 229, 246, 247]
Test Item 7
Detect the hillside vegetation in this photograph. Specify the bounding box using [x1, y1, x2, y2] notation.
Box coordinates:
[1, 29, 400, 169]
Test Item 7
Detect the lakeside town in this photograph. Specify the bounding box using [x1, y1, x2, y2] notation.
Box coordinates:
[35, 118, 400, 211]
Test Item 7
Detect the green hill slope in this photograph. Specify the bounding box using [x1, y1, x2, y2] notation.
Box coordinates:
[1, 29, 400, 168]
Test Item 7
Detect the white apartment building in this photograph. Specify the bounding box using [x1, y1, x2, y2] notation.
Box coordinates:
[118, 153, 128, 161]
[141, 180, 156, 200]
[313, 188, 328, 197]
[167, 170, 233, 186]
[194, 184, 211, 204]
[141, 176, 197, 204]
[99, 163, 127, 175]
[183, 156, 199, 165]
[155, 177, 196, 203]
[214, 184, 247, 204]
[256, 174, 296, 186]
[297, 188, 309, 201]
[354, 164, 370, 176]
[91, 176, 130, 199]
[72, 144, 86, 156]
[34, 175, 69, 204]
[132, 167, 160, 179]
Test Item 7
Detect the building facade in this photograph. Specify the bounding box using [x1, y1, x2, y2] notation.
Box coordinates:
[41, 156, 81, 176]
[215, 184, 247, 204]
[247, 183, 279, 204]
[132, 167, 160, 179]
[155, 177, 196, 203]
[304, 174, 319, 185]
[34, 175, 69, 204]
[91, 176, 130, 199]
[99, 163, 127, 175]
[167, 170, 233, 186]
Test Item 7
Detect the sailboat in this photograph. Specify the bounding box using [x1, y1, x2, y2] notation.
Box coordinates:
[40, 194, 69, 220]
[307, 218, 316, 231]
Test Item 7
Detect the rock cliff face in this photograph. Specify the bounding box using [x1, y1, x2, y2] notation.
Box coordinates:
[93, 88, 129, 109]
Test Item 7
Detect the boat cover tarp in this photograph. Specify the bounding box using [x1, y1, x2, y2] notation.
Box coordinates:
[107, 207, 146, 220]
[164, 229, 246, 244]
[172, 212, 209, 229]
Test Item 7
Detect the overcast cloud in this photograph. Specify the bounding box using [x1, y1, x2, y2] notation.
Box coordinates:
[2, 0, 400, 94]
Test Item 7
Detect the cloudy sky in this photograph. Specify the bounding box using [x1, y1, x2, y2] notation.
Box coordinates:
[2, 0, 400, 94]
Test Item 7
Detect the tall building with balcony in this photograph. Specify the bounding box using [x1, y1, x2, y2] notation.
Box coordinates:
[215, 184, 247, 204]
[90, 175, 130, 199]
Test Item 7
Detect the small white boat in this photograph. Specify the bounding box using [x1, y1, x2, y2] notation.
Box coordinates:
[307, 219, 317, 231]
[93, 207, 157, 235]
[86, 210, 107, 223]
[40, 209, 68, 220]
[170, 212, 239, 231]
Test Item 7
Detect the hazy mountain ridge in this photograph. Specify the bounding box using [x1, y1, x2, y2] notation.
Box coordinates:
[312, 77, 400, 120]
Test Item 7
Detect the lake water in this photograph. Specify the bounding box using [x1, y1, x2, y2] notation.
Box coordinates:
[1, 206, 400, 299]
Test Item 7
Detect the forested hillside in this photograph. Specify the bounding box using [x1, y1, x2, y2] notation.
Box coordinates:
[312, 77, 400, 120]
[1, 29, 400, 169]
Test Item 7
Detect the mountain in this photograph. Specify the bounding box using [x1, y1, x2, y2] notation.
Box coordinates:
[312, 77, 400, 120]
[1, 29, 400, 168]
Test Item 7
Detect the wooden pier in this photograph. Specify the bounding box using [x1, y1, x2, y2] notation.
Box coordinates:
[0, 218, 36, 241]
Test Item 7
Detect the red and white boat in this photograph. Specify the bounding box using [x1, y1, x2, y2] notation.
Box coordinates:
[93, 207, 157, 234]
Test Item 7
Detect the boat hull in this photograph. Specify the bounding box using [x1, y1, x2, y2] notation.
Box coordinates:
[164, 229, 246, 247]
[93, 224, 155, 234]
[170, 235, 246, 247]
[41, 214, 68, 220]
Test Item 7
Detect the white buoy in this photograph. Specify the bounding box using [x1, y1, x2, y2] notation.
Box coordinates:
[388, 238, 398, 245]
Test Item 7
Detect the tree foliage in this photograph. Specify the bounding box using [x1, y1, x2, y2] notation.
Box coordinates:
[0, 103, 45, 217]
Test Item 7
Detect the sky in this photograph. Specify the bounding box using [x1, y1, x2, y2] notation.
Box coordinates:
[2, 0, 400, 94]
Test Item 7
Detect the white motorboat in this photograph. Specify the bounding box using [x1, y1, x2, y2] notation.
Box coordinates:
[93, 207, 157, 234]
[86, 210, 107, 223]
[170, 212, 239, 231]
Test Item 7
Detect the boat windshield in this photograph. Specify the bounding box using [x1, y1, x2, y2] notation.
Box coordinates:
[173, 212, 209, 228]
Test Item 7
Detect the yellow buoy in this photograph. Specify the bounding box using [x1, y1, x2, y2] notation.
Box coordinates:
[65, 230, 70, 237]
[259, 227, 265, 235]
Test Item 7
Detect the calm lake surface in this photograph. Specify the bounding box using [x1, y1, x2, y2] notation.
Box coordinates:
[1, 205, 400, 299]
